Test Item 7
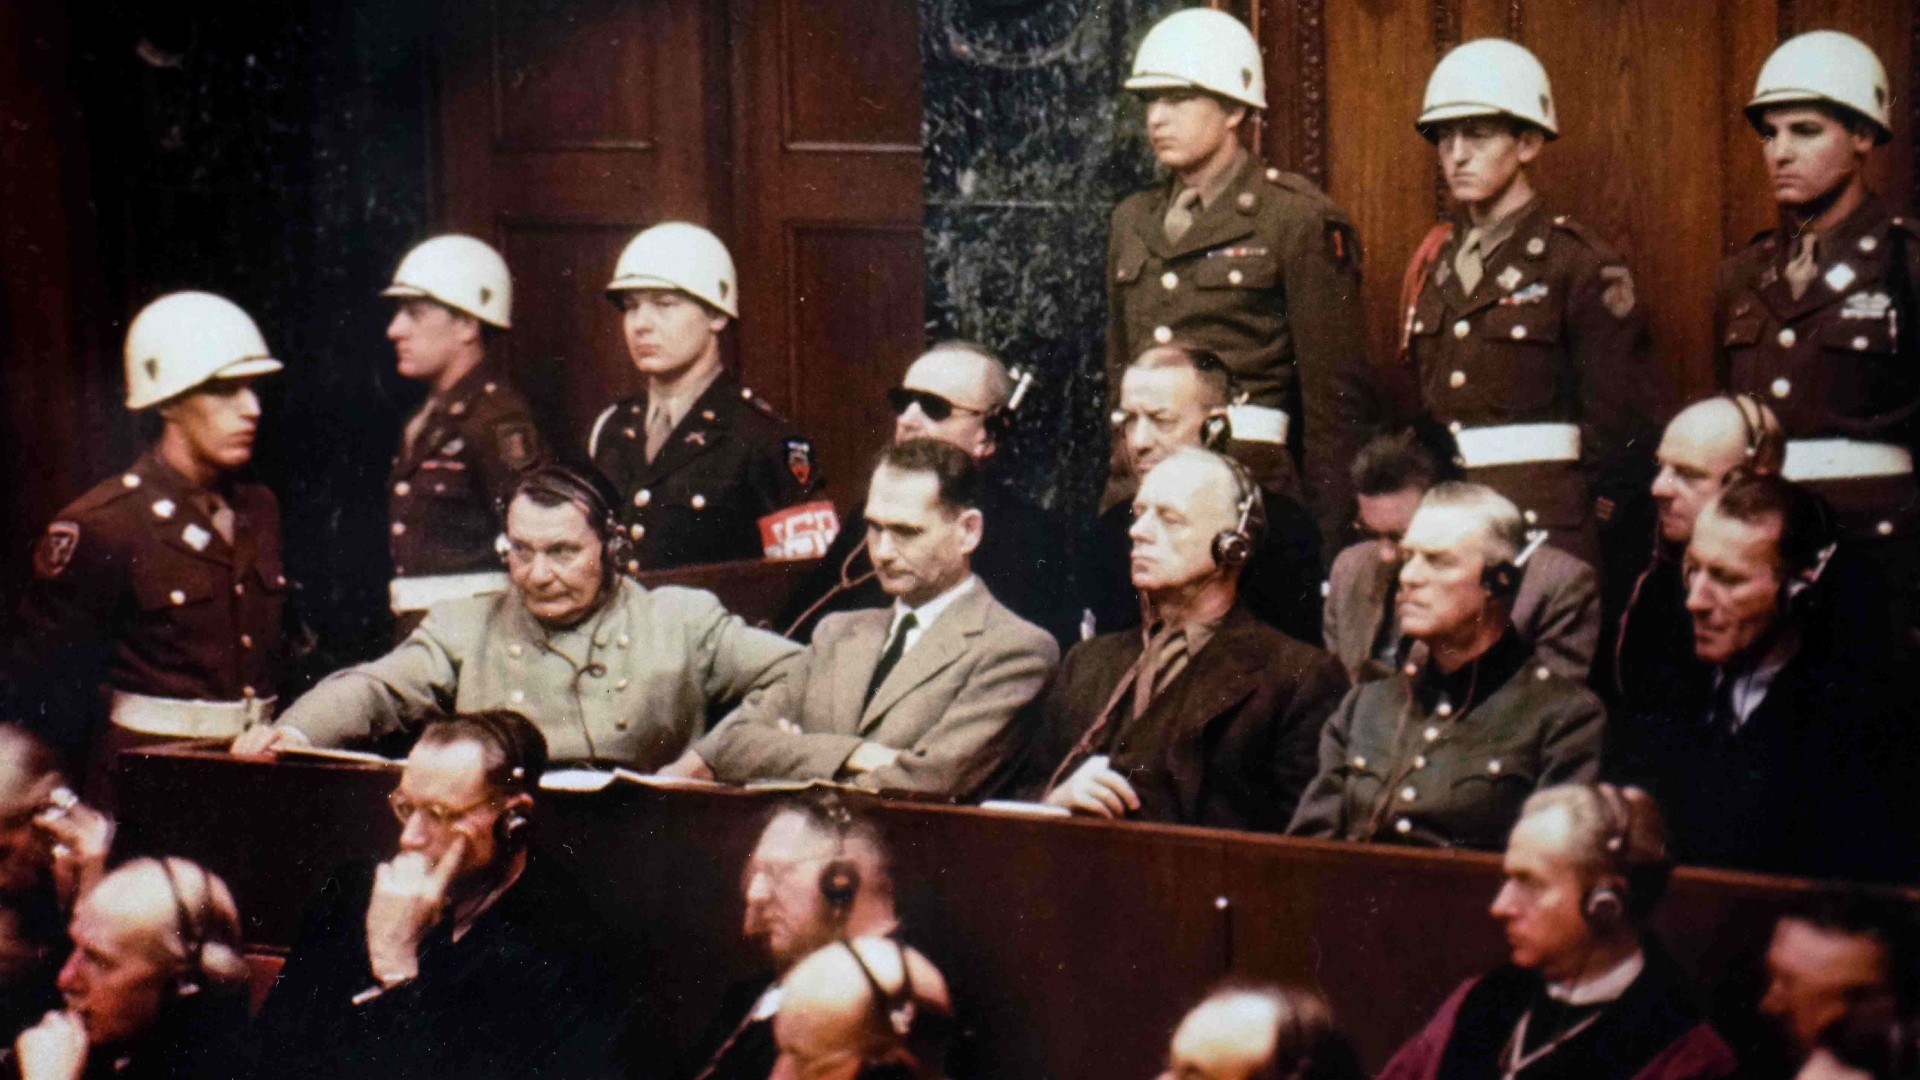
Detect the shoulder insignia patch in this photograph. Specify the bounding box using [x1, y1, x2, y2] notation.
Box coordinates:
[34, 522, 79, 579]
[786, 438, 816, 488]
[1323, 221, 1358, 271]
[496, 422, 536, 470]
[1600, 265, 1637, 319]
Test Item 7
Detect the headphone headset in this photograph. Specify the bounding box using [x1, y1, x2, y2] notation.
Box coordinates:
[809, 794, 862, 922]
[1721, 392, 1782, 483]
[1210, 457, 1266, 569]
[982, 366, 1035, 444]
[1478, 531, 1548, 603]
[155, 857, 209, 998]
[840, 936, 957, 1080]
[1580, 783, 1672, 930]
[460, 712, 535, 845]
[499, 462, 636, 578]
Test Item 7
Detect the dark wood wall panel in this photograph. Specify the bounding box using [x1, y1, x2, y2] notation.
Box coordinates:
[1322, 0, 1918, 415]
[499, 223, 645, 450]
[780, 0, 922, 149]
[786, 225, 927, 502]
[492, 0, 657, 149]
[729, 0, 923, 512]
[436, 0, 731, 457]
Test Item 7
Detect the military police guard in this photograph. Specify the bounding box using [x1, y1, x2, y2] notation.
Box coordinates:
[591, 223, 823, 570]
[383, 235, 543, 618]
[1715, 31, 1920, 614]
[9, 292, 287, 772]
[1400, 39, 1652, 568]
[1106, 8, 1378, 554]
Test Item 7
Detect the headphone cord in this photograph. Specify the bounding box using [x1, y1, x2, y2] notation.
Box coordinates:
[534, 619, 610, 769]
[782, 536, 879, 639]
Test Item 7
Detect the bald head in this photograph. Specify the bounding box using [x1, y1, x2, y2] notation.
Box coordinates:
[0, 724, 62, 896]
[892, 344, 1011, 459]
[80, 860, 240, 971]
[775, 937, 952, 1080]
[1129, 449, 1256, 596]
[1652, 396, 1781, 545]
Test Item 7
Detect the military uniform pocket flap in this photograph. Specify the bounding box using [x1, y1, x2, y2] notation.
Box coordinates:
[1192, 257, 1279, 290]
[1477, 302, 1562, 346]
[1448, 755, 1537, 791]
[1821, 310, 1898, 355]
[134, 566, 220, 611]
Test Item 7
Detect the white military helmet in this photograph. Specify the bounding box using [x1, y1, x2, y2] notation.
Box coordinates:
[123, 292, 282, 410]
[605, 222, 739, 319]
[1746, 30, 1892, 145]
[1124, 8, 1266, 111]
[1416, 38, 1559, 140]
[381, 234, 513, 329]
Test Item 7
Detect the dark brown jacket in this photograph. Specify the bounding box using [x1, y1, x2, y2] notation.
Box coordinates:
[389, 363, 542, 581]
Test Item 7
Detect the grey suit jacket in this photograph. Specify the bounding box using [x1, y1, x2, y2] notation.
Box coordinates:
[695, 580, 1058, 796]
[1322, 540, 1598, 683]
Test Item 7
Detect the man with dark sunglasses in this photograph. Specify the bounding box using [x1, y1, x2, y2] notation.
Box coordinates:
[776, 342, 1075, 646]
[252, 711, 628, 1079]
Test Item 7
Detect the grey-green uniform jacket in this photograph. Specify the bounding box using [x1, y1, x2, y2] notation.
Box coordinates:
[275, 577, 802, 769]
[1287, 635, 1602, 850]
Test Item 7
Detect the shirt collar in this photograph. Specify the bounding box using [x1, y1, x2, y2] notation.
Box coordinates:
[1461, 195, 1539, 259]
[891, 574, 976, 635]
[1184, 146, 1250, 211]
[650, 366, 723, 432]
[1713, 625, 1802, 729]
[1545, 948, 1645, 1005]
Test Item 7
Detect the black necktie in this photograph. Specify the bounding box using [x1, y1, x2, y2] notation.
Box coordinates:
[863, 612, 918, 709]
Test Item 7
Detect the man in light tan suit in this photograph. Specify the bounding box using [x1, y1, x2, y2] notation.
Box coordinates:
[661, 439, 1058, 796]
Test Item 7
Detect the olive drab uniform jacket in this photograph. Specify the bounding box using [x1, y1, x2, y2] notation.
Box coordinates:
[590, 376, 821, 571]
[1715, 194, 1920, 545]
[1106, 154, 1378, 551]
[1288, 631, 1603, 851]
[1404, 200, 1653, 565]
[388, 363, 542, 606]
[8, 452, 287, 715]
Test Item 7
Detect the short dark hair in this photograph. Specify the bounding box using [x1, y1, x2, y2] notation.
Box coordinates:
[1127, 344, 1235, 410]
[1707, 473, 1832, 580]
[1352, 423, 1461, 496]
[417, 710, 550, 792]
[873, 438, 981, 512]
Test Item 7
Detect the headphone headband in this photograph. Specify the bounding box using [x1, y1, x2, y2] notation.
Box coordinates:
[152, 857, 208, 996]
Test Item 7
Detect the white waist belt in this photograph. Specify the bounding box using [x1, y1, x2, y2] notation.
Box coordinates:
[1455, 423, 1581, 469]
[110, 691, 275, 737]
[390, 571, 511, 614]
[1227, 404, 1289, 445]
[1781, 440, 1914, 482]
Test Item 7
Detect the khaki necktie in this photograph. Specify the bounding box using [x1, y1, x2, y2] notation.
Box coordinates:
[1163, 188, 1202, 244]
[199, 493, 235, 545]
[1131, 626, 1188, 722]
[400, 401, 437, 459]
[1784, 232, 1820, 301]
[644, 401, 674, 463]
[1454, 229, 1487, 295]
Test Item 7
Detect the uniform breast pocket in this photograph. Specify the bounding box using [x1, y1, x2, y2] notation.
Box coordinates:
[1447, 757, 1538, 840]
[1193, 257, 1280, 292]
[1821, 313, 1912, 418]
[133, 563, 221, 615]
[1474, 303, 1564, 411]
[418, 459, 477, 501]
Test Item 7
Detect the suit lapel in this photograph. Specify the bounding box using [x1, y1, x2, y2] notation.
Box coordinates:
[859, 586, 986, 731]
[831, 611, 893, 735]
[1151, 620, 1264, 745]
[134, 458, 236, 568]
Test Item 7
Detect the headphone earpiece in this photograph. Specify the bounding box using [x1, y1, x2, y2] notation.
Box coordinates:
[1582, 783, 1636, 930]
[819, 860, 860, 915]
[1201, 412, 1232, 452]
[1209, 458, 1263, 569]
